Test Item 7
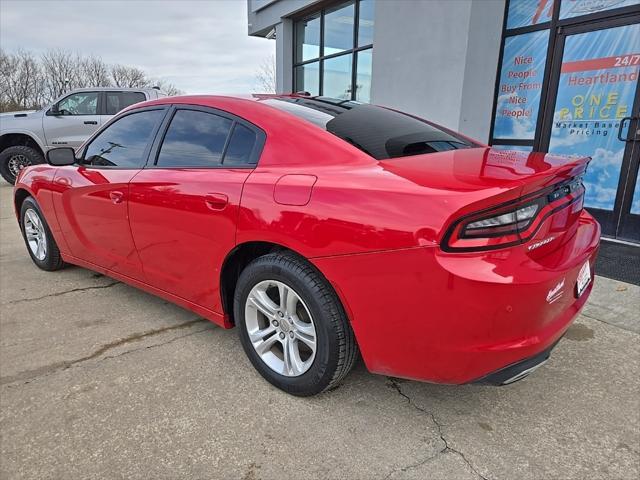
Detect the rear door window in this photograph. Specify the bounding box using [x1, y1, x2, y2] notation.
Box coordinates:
[156, 110, 232, 168]
[155, 108, 262, 168]
[105, 92, 146, 115]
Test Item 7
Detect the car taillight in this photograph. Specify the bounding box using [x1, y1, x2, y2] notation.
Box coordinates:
[443, 176, 585, 252]
[461, 200, 542, 238]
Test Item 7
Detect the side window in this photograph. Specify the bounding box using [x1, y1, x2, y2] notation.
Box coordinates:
[224, 124, 258, 166]
[156, 110, 232, 167]
[57, 92, 99, 116]
[105, 92, 146, 115]
[84, 109, 164, 168]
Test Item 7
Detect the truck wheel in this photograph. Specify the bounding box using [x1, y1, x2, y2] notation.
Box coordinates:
[0, 146, 45, 185]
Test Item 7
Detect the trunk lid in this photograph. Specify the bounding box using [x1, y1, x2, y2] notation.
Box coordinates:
[378, 147, 590, 249]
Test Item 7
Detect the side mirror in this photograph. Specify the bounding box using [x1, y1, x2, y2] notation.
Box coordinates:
[46, 147, 76, 166]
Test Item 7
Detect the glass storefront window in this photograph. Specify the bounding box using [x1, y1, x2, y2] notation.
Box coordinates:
[324, 2, 355, 56]
[492, 144, 534, 152]
[295, 14, 320, 62]
[358, 0, 375, 46]
[294, 62, 320, 95]
[560, 0, 640, 19]
[493, 29, 549, 140]
[293, 0, 373, 102]
[323, 54, 353, 100]
[507, 0, 555, 29]
[355, 49, 372, 102]
[548, 23, 640, 211]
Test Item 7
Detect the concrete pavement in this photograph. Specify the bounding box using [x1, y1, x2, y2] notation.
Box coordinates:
[1, 182, 638, 479]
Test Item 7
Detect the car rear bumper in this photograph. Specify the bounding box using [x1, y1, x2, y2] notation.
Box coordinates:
[472, 338, 561, 385]
[312, 211, 600, 384]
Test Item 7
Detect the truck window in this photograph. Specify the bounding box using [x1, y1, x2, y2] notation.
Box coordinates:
[106, 92, 146, 115]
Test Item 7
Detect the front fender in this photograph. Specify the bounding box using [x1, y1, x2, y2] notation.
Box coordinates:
[14, 166, 70, 254]
[1, 128, 48, 153]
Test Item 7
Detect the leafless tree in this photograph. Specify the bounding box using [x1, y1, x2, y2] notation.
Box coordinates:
[40, 49, 83, 99]
[82, 56, 111, 87]
[110, 64, 148, 88]
[255, 55, 277, 93]
[0, 48, 184, 112]
[150, 78, 183, 96]
[0, 49, 44, 111]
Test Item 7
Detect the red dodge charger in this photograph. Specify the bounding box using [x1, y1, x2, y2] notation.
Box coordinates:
[14, 94, 600, 396]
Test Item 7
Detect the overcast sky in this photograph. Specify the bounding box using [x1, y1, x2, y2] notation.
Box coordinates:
[0, 0, 275, 94]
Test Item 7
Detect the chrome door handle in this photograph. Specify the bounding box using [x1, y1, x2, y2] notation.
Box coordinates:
[109, 191, 124, 204]
[205, 193, 228, 211]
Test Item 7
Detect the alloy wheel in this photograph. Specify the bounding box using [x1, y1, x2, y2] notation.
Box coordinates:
[7, 154, 32, 178]
[24, 208, 47, 261]
[244, 280, 317, 377]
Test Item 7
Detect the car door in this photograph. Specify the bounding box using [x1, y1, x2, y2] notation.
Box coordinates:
[100, 91, 147, 125]
[128, 105, 265, 312]
[52, 106, 168, 279]
[42, 91, 103, 148]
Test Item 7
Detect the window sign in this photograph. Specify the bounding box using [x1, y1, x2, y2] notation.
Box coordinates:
[560, 0, 640, 19]
[631, 176, 640, 215]
[507, 0, 555, 29]
[548, 24, 640, 211]
[493, 30, 549, 140]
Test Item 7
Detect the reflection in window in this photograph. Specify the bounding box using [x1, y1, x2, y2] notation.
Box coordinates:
[356, 49, 372, 102]
[157, 110, 232, 167]
[357, 0, 375, 46]
[324, 2, 355, 56]
[84, 110, 163, 167]
[491, 144, 534, 152]
[295, 62, 320, 95]
[323, 54, 353, 100]
[295, 14, 320, 62]
[58, 92, 99, 115]
[560, 0, 639, 19]
[224, 124, 258, 166]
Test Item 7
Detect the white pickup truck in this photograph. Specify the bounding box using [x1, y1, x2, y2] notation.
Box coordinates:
[0, 87, 164, 184]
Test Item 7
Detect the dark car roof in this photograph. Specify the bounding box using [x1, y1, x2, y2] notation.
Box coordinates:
[258, 96, 478, 160]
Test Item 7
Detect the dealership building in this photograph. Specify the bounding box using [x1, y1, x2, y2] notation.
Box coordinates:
[247, 0, 640, 244]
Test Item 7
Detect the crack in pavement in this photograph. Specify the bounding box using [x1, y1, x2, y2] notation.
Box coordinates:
[0, 318, 208, 387]
[100, 327, 214, 363]
[386, 378, 490, 480]
[3, 281, 120, 305]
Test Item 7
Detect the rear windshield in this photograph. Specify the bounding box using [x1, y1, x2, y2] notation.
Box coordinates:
[262, 97, 477, 160]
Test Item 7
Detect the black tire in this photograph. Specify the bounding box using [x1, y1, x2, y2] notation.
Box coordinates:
[0, 145, 45, 185]
[19, 196, 64, 271]
[234, 252, 358, 396]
